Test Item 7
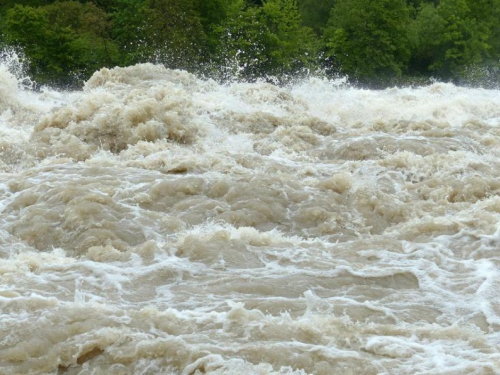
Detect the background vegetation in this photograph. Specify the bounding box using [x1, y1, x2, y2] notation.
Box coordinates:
[1, 0, 500, 87]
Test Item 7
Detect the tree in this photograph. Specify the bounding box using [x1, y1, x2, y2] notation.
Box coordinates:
[323, 0, 411, 84]
[262, 0, 318, 73]
[297, 0, 335, 35]
[410, 0, 498, 80]
[110, 0, 151, 65]
[198, 0, 247, 57]
[3, 2, 118, 85]
[435, 0, 490, 77]
[144, 0, 208, 71]
[222, 0, 318, 80]
[408, 2, 445, 76]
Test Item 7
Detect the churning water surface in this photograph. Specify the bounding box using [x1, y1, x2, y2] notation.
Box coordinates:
[1, 58, 500, 374]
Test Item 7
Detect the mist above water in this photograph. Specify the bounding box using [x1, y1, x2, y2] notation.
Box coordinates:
[1, 57, 500, 374]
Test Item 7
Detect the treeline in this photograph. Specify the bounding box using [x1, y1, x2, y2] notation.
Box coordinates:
[1, 0, 500, 87]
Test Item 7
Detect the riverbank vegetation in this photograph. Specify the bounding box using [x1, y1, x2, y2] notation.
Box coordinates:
[1, 0, 499, 87]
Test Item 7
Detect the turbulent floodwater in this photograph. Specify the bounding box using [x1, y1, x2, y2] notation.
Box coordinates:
[1, 57, 500, 375]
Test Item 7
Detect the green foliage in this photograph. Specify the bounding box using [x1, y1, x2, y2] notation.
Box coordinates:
[198, 0, 240, 55]
[434, 0, 490, 77]
[1, 0, 500, 86]
[297, 0, 335, 34]
[145, 0, 208, 70]
[262, 0, 318, 72]
[110, 0, 151, 64]
[3, 1, 118, 86]
[0, 0, 56, 10]
[199, 0, 230, 29]
[222, 0, 319, 80]
[408, 3, 445, 75]
[410, 0, 499, 80]
[323, 0, 411, 84]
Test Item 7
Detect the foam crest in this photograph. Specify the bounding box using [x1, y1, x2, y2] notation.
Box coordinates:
[32, 65, 204, 161]
[0, 55, 20, 112]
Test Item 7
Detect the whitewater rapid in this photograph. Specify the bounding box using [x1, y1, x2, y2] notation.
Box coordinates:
[1, 58, 500, 374]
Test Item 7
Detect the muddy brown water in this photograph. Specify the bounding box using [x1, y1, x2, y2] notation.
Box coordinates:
[1, 60, 500, 374]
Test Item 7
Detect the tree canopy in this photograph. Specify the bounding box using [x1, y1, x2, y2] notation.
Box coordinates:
[323, 0, 411, 84]
[1, 0, 499, 87]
